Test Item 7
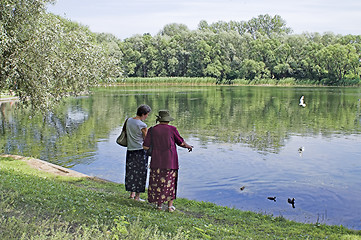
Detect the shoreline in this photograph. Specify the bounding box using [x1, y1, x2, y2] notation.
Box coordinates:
[0, 97, 18, 102]
[1, 154, 360, 237]
[2, 154, 89, 178]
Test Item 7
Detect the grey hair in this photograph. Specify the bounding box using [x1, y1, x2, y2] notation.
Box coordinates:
[136, 104, 151, 116]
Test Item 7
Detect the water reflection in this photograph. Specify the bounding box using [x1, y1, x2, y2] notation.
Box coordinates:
[1, 86, 361, 229]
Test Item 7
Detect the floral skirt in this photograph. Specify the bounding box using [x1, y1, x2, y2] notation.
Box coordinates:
[148, 168, 178, 205]
[125, 149, 148, 193]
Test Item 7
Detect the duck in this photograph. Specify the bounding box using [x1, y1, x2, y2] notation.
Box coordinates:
[267, 196, 276, 202]
[288, 198, 296, 208]
[299, 96, 306, 107]
[240, 186, 245, 191]
[298, 147, 305, 156]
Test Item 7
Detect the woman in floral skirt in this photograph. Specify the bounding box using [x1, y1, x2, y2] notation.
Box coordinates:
[143, 110, 193, 212]
[125, 104, 151, 201]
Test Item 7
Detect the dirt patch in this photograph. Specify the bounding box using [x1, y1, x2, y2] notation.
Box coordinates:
[1, 154, 89, 178]
[0, 97, 18, 102]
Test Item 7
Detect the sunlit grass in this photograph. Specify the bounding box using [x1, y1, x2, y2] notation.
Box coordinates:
[1, 155, 360, 239]
[110, 77, 361, 87]
[115, 77, 217, 85]
[0, 93, 15, 99]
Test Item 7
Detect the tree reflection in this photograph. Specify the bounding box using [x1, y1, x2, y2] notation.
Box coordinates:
[1, 86, 360, 166]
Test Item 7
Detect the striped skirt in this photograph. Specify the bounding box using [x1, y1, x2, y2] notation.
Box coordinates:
[125, 149, 148, 193]
[148, 168, 178, 205]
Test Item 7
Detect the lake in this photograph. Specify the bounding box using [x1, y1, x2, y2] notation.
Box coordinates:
[1, 85, 361, 230]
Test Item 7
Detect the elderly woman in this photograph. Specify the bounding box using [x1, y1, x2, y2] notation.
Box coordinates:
[143, 110, 193, 212]
[125, 104, 151, 201]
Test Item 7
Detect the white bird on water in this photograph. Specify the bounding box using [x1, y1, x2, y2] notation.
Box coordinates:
[299, 96, 306, 107]
[298, 146, 305, 156]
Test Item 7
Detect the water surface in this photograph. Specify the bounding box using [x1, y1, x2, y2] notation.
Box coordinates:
[1, 86, 360, 229]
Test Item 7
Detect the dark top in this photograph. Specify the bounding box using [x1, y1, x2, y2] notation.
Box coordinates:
[143, 124, 184, 169]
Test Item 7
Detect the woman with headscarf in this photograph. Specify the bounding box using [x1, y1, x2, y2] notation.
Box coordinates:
[143, 110, 193, 212]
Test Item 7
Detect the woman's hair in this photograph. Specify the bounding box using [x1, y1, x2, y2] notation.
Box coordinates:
[136, 104, 151, 116]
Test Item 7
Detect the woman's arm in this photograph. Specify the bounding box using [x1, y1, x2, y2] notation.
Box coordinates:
[180, 142, 193, 152]
[142, 127, 150, 150]
[141, 127, 147, 139]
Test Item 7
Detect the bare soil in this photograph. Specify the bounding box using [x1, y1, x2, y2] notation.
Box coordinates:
[2, 154, 89, 178]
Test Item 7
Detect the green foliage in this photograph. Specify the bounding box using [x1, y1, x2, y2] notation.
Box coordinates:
[0, 0, 121, 111]
[240, 59, 268, 79]
[2, 4, 360, 113]
[198, 14, 292, 37]
[118, 16, 361, 86]
[120, 77, 217, 85]
[316, 43, 360, 83]
[1, 3, 360, 112]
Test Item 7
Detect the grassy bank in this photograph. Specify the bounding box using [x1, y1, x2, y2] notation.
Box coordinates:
[0, 155, 360, 239]
[107, 77, 361, 87]
[0, 93, 17, 100]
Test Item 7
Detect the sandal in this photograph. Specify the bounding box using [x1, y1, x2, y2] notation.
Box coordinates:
[168, 206, 176, 212]
[135, 198, 145, 202]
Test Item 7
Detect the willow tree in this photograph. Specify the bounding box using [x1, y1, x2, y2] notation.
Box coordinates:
[316, 43, 360, 83]
[0, 0, 120, 111]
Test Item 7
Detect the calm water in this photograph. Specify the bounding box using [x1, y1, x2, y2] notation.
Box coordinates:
[1, 86, 361, 229]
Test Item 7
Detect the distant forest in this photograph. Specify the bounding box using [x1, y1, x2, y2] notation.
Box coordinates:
[1, 0, 360, 109]
[101, 14, 361, 85]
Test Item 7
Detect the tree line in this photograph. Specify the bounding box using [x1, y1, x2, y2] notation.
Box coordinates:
[113, 16, 360, 85]
[1, 1, 361, 110]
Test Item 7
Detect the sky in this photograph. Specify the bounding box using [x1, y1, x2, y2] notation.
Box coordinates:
[46, 0, 361, 40]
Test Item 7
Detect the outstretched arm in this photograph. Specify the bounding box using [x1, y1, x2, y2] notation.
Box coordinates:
[180, 142, 193, 152]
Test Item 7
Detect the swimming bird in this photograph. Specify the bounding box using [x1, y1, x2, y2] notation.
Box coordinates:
[267, 196, 276, 202]
[298, 147, 305, 156]
[288, 198, 295, 208]
[240, 186, 245, 191]
[299, 96, 306, 107]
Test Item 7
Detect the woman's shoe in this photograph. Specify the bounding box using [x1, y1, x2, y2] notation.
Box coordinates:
[168, 206, 176, 212]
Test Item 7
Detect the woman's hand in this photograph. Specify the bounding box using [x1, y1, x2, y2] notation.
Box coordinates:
[182, 142, 193, 152]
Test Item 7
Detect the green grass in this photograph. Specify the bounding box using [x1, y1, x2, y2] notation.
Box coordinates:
[107, 77, 361, 87]
[0, 94, 13, 99]
[113, 77, 217, 85]
[0, 90, 17, 99]
[1, 155, 360, 239]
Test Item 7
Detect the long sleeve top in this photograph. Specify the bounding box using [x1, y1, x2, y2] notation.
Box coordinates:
[143, 124, 184, 169]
